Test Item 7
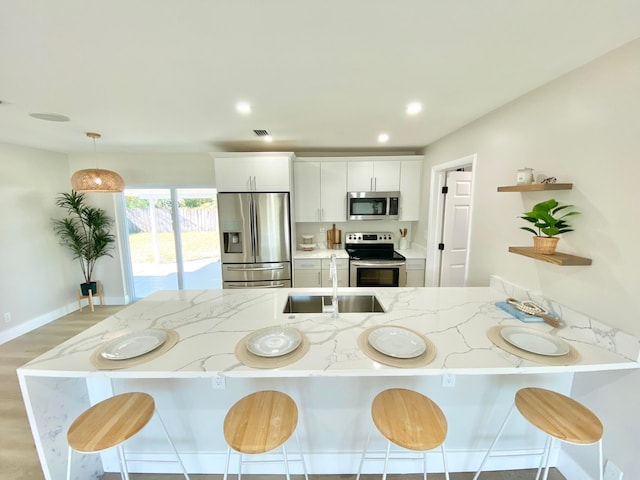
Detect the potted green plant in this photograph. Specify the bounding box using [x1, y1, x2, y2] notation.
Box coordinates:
[52, 190, 116, 295]
[520, 198, 580, 254]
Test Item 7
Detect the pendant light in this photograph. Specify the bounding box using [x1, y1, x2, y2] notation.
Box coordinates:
[71, 132, 125, 193]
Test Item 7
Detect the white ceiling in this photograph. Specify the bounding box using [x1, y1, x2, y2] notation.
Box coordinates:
[1, 0, 640, 154]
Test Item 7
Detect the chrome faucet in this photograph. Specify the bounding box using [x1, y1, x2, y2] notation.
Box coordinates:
[329, 253, 339, 318]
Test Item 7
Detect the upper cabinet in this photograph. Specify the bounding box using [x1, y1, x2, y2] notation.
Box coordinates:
[293, 160, 347, 222]
[294, 156, 423, 222]
[213, 153, 293, 192]
[347, 160, 401, 192]
[399, 159, 423, 221]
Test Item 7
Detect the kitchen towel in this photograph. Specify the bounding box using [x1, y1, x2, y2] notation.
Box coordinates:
[495, 301, 547, 323]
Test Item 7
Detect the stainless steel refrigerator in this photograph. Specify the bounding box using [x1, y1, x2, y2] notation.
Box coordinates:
[218, 192, 292, 288]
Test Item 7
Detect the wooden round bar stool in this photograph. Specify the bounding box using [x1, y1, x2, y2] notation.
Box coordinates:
[473, 387, 604, 480]
[356, 388, 450, 480]
[223, 390, 308, 480]
[66, 392, 190, 480]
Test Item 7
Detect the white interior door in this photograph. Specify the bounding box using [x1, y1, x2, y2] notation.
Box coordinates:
[439, 171, 473, 287]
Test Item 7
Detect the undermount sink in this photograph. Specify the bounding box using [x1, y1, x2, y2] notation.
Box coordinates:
[283, 294, 385, 314]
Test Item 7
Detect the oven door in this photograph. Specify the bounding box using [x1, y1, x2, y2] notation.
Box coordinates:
[350, 260, 407, 287]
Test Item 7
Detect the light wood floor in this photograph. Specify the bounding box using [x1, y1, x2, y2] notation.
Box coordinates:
[1, 306, 564, 480]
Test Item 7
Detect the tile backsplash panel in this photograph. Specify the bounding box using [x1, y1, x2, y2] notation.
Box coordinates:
[490, 275, 640, 362]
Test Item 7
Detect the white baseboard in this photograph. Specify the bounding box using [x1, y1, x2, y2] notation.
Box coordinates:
[0, 303, 75, 345]
[0, 296, 127, 346]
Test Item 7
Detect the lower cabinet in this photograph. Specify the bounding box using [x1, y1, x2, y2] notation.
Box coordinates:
[294, 258, 348, 287]
[405, 258, 426, 287]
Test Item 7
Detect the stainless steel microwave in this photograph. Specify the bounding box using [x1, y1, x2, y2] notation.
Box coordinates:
[347, 191, 400, 220]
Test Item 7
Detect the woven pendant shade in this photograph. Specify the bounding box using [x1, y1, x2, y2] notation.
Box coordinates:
[71, 132, 125, 193]
[71, 168, 125, 192]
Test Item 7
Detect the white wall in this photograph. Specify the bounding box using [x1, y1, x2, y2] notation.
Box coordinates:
[418, 38, 640, 478]
[0, 143, 76, 341]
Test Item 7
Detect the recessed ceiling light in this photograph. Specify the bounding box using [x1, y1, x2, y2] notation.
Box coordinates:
[236, 102, 252, 114]
[29, 112, 70, 122]
[406, 102, 422, 115]
[378, 133, 390, 143]
[263, 135, 273, 143]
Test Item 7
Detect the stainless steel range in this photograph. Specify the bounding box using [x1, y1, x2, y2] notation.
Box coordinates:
[345, 232, 407, 287]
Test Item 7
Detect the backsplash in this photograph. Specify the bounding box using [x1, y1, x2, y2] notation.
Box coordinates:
[294, 220, 414, 249]
[490, 275, 640, 362]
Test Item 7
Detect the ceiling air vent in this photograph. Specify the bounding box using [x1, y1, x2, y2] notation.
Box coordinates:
[253, 129, 270, 137]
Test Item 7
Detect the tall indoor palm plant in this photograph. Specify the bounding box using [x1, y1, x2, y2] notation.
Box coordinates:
[52, 190, 116, 295]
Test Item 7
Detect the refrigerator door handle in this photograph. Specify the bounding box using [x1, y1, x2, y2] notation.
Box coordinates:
[226, 265, 285, 272]
[253, 195, 261, 259]
[249, 195, 257, 260]
[226, 283, 286, 289]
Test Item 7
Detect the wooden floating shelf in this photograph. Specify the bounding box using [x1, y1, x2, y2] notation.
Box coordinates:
[508, 247, 592, 266]
[497, 183, 573, 192]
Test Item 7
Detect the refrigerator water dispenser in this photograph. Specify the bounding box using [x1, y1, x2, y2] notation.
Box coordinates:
[223, 232, 243, 253]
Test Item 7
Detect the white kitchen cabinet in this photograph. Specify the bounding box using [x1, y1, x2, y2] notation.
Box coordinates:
[405, 258, 426, 287]
[293, 162, 321, 222]
[293, 259, 322, 288]
[347, 160, 400, 192]
[293, 160, 347, 222]
[321, 257, 348, 287]
[214, 155, 292, 192]
[293, 257, 348, 287]
[399, 159, 423, 221]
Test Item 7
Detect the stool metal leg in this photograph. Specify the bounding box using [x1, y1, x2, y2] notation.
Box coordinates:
[423, 450, 427, 480]
[473, 403, 517, 480]
[117, 444, 130, 480]
[597, 439, 603, 480]
[223, 446, 231, 480]
[282, 443, 291, 480]
[541, 437, 555, 480]
[294, 430, 309, 480]
[441, 442, 450, 480]
[66, 446, 73, 480]
[356, 425, 373, 480]
[382, 439, 392, 480]
[154, 410, 191, 479]
[535, 435, 552, 480]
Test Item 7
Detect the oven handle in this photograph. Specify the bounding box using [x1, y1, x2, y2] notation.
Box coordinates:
[351, 260, 406, 267]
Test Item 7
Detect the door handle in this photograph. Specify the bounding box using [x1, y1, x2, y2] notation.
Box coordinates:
[227, 265, 285, 272]
[351, 261, 406, 267]
[227, 282, 286, 288]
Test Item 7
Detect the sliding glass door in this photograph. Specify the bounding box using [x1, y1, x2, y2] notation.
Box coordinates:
[122, 188, 221, 299]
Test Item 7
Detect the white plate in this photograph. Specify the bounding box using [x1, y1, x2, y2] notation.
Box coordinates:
[100, 329, 167, 360]
[368, 327, 426, 359]
[246, 326, 302, 357]
[500, 326, 570, 356]
[299, 243, 316, 251]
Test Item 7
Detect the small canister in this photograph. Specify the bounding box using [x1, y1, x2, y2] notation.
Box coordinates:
[516, 167, 534, 185]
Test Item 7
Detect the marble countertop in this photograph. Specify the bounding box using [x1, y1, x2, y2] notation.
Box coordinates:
[19, 277, 639, 379]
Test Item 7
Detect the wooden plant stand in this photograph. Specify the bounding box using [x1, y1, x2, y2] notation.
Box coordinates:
[78, 286, 104, 312]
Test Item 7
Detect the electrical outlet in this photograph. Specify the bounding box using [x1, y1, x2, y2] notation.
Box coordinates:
[212, 373, 226, 390]
[442, 372, 456, 387]
[604, 460, 623, 480]
[3, 312, 11, 324]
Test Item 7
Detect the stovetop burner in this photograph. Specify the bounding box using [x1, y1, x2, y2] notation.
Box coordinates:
[345, 232, 405, 261]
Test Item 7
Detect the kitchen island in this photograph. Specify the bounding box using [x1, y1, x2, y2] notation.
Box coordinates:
[18, 276, 640, 480]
